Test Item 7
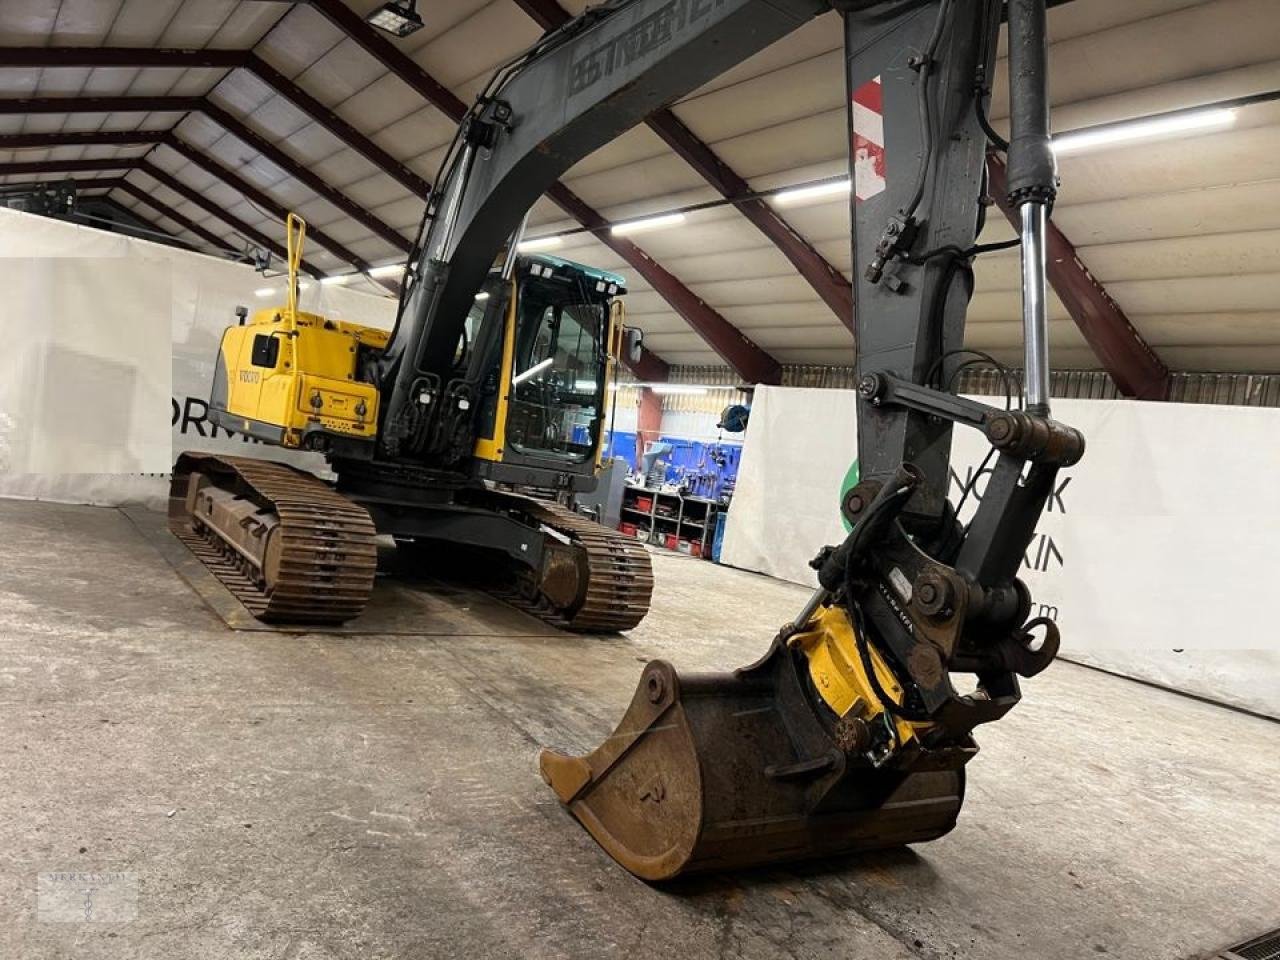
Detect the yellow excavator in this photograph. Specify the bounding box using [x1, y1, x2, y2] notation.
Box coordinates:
[170, 214, 652, 630]
[179, 0, 1085, 883]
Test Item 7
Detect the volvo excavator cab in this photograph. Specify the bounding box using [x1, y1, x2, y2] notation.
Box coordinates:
[467, 255, 626, 483]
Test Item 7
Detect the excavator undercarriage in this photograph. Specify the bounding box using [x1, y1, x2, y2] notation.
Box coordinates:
[170, 453, 652, 631]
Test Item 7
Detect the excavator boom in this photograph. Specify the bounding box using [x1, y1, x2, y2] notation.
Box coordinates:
[376, 0, 828, 456]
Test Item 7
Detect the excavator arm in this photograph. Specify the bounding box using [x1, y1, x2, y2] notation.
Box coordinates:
[370, 0, 1081, 879]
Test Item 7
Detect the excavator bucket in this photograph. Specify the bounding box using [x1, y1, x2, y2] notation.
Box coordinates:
[539, 645, 972, 881]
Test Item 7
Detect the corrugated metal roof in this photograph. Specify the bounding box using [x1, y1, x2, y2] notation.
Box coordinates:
[0, 0, 1276, 366]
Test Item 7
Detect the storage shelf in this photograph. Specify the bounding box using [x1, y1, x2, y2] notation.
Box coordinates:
[620, 484, 719, 560]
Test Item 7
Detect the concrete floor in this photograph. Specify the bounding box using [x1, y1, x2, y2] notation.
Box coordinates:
[1, 499, 1277, 960]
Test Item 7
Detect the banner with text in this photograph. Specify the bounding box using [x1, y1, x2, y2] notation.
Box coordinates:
[720, 385, 1280, 717]
[0, 207, 398, 506]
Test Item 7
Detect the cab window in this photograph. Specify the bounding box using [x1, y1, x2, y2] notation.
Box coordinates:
[251, 333, 279, 368]
[506, 282, 606, 461]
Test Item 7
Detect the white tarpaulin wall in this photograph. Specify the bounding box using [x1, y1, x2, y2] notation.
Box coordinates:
[0, 256, 171, 474]
[722, 385, 1280, 718]
[0, 207, 399, 506]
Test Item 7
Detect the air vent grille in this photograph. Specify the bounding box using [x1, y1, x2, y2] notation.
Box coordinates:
[1218, 928, 1280, 960]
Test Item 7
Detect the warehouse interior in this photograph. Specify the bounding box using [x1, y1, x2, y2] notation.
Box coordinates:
[1, 1, 1278, 958]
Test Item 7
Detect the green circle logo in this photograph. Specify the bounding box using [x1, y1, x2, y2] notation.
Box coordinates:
[839, 458, 860, 532]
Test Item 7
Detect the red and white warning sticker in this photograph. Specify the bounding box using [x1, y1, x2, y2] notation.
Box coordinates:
[852, 76, 886, 202]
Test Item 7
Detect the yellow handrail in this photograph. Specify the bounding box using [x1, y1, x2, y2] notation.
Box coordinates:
[285, 213, 306, 332]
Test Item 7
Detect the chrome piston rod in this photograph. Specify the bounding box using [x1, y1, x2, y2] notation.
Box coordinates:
[1020, 200, 1051, 416]
[430, 141, 476, 262]
[793, 587, 829, 632]
[1005, 0, 1056, 416]
[501, 210, 531, 280]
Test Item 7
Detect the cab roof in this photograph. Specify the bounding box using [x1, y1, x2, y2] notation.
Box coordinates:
[518, 253, 627, 296]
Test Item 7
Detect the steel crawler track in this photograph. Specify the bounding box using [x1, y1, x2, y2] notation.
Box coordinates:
[171, 453, 653, 632]
[503, 495, 654, 633]
[170, 453, 378, 624]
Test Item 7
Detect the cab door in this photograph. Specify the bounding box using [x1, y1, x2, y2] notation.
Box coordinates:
[504, 289, 606, 463]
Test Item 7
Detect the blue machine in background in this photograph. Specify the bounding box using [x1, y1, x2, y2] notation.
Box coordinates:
[712, 511, 729, 562]
[574, 399, 749, 512]
[596, 430, 743, 501]
[571, 401, 750, 502]
[598, 428, 637, 469]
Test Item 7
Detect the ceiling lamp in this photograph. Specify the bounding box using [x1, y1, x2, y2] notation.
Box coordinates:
[773, 178, 851, 205]
[517, 235, 563, 252]
[365, 1, 425, 38]
[1052, 108, 1236, 156]
[647, 384, 709, 395]
[610, 212, 685, 236]
[513, 357, 553, 385]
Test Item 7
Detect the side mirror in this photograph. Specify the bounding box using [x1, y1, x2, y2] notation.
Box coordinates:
[623, 327, 644, 365]
[235, 306, 249, 326]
